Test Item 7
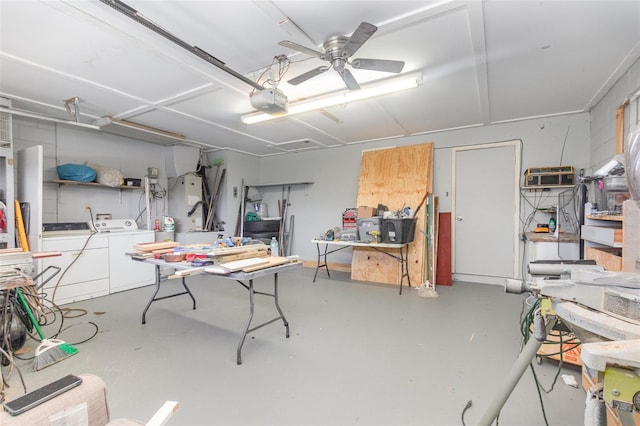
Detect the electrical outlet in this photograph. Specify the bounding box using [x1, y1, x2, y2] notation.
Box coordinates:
[233, 187, 238, 198]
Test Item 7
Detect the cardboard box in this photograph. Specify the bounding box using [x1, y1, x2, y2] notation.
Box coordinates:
[357, 206, 377, 218]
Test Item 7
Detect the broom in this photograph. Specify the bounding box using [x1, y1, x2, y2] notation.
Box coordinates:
[15, 288, 78, 370]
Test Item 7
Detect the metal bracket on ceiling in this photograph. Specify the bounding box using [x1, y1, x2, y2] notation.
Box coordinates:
[64, 97, 80, 122]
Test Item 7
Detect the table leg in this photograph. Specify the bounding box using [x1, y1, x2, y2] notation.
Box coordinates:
[399, 245, 411, 295]
[313, 243, 331, 282]
[142, 266, 161, 324]
[142, 265, 197, 324]
[273, 273, 290, 338]
[182, 277, 197, 310]
[237, 279, 255, 365]
[236, 273, 290, 365]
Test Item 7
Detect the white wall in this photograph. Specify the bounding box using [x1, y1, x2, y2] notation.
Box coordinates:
[589, 57, 640, 174]
[259, 113, 591, 264]
[205, 150, 260, 237]
[11, 112, 591, 273]
[13, 117, 168, 227]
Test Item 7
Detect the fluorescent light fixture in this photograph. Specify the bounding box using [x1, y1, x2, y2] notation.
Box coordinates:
[95, 116, 187, 145]
[241, 72, 422, 125]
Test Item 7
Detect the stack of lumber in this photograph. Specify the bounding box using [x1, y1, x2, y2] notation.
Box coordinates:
[131, 241, 287, 273]
[132, 241, 181, 258]
[131, 241, 269, 263]
[209, 244, 268, 265]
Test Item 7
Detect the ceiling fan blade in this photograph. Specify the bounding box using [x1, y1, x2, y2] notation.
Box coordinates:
[288, 66, 329, 85]
[338, 69, 361, 90]
[341, 22, 377, 58]
[278, 40, 324, 59]
[351, 58, 405, 73]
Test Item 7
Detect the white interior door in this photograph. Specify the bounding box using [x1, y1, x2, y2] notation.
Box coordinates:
[452, 141, 520, 285]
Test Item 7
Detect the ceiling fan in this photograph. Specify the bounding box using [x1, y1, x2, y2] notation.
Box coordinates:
[279, 22, 405, 90]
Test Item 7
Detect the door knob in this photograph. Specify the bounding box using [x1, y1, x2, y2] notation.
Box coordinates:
[456, 216, 463, 221]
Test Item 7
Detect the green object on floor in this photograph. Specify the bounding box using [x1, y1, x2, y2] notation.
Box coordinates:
[15, 288, 78, 370]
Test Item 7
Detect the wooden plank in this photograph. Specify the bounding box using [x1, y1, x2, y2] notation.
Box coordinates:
[242, 256, 289, 272]
[31, 251, 62, 259]
[536, 331, 582, 366]
[616, 99, 629, 154]
[207, 244, 268, 257]
[351, 246, 402, 285]
[219, 257, 269, 272]
[586, 214, 623, 222]
[352, 143, 433, 285]
[134, 241, 180, 252]
[436, 212, 452, 285]
[585, 246, 622, 271]
[213, 251, 267, 265]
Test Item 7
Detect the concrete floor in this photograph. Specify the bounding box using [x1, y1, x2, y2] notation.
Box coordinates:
[4, 267, 587, 425]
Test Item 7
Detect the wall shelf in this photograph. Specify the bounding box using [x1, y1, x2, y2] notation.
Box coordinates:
[521, 185, 576, 191]
[46, 179, 144, 190]
[248, 181, 314, 189]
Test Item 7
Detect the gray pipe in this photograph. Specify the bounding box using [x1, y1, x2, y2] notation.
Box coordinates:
[476, 314, 557, 426]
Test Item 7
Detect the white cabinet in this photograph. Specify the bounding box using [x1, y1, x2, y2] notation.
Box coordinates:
[108, 231, 154, 293]
[526, 232, 580, 261]
[41, 234, 110, 305]
[41, 231, 155, 305]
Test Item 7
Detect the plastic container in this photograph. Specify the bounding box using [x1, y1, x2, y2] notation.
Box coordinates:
[548, 217, 556, 234]
[163, 216, 175, 232]
[357, 216, 381, 242]
[270, 237, 279, 257]
[381, 218, 417, 243]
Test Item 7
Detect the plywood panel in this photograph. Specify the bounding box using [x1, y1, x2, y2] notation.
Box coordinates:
[352, 143, 433, 285]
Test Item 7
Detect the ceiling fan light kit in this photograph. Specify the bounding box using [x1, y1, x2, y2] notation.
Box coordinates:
[279, 21, 406, 90]
[241, 72, 422, 125]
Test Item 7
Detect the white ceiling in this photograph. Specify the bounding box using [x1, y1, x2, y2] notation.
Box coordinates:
[1, 0, 639, 156]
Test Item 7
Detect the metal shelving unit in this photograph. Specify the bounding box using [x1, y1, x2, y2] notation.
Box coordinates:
[239, 181, 313, 256]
